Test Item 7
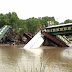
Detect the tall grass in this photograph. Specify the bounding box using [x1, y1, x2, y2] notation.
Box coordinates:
[17, 62, 48, 72]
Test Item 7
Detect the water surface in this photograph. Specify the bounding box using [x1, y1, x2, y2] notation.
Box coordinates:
[0, 45, 72, 72]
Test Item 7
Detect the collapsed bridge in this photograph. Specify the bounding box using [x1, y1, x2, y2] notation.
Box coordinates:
[24, 23, 72, 49]
[0, 23, 71, 48]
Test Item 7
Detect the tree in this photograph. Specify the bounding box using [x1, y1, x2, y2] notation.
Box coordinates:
[6, 12, 19, 28]
[0, 13, 9, 28]
[0, 12, 59, 35]
[64, 19, 72, 24]
[41, 16, 58, 27]
[26, 17, 41, 34]
[17, 20, 28, 34]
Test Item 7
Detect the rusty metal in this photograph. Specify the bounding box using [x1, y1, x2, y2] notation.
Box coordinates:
[23, 33, 32, 41]
[42, 32, 69, 47]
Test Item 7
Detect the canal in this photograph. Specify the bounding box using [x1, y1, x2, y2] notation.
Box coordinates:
[0, 45, 72, 72]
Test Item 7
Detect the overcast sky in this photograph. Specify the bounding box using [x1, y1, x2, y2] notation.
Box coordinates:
[0, 0, 72, 23]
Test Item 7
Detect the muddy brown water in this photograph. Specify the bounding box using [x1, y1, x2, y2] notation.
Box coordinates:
[0, 44, 72, 72]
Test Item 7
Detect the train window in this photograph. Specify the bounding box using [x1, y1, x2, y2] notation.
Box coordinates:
[51, 29, 54, 32]
[64, 27, 67, 30]
[60, 28, 63, 31]
[67, 27, 68, 30]
[63, 28, 64, 30]
[59, 28, 60, 31]
[52, 29, 53, 32]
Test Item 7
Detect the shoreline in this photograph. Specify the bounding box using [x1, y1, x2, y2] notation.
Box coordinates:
[0, 44, 25, 47]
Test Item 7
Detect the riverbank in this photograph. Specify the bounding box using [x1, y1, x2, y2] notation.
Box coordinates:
[0, 44, 25, 48]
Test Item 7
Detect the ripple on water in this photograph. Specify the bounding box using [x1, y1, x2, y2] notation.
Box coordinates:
[61, 47, 72, 59]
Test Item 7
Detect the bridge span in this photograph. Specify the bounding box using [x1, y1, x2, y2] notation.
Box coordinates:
[24, 23, 72, 48]
[0, 24, 71, 48]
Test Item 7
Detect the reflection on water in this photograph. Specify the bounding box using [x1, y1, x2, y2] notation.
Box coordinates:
[0, 45, 72, 72]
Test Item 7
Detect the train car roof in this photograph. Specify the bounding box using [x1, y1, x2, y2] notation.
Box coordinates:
[46, 23, 72, 29]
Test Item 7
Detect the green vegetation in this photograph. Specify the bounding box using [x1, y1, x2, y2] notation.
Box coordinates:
[60, 19, 72, 24]
[1, 12, 72, 35]
[64, 19, 72, 24]
[0, 12, 58, 35]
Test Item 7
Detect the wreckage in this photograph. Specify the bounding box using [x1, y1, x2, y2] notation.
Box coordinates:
[0, 24, 71, 48]
[0, 25, 24, 44]
[0, 25, 33, 45]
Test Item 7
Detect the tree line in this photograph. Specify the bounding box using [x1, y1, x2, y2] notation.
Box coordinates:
[0, 12, 71, 35]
